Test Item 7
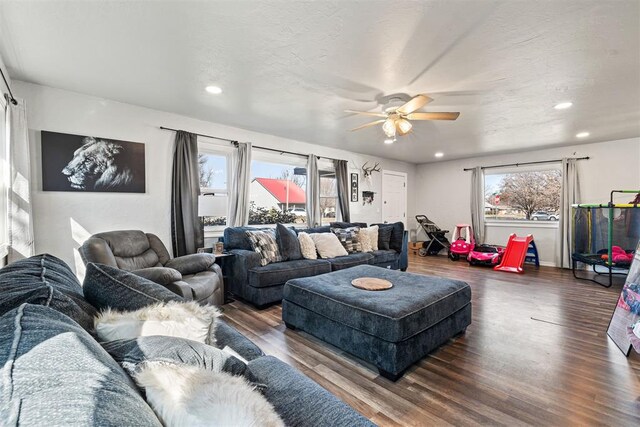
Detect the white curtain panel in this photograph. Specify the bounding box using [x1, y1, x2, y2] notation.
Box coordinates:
[306, 154, 321, 227]
[7, 98, 34, 262]
[557, 158, 580, 268]
[470, 166, 485, 244]
[227, 142, 252, 227]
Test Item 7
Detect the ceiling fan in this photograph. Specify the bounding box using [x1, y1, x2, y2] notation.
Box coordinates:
[346, 94, 460, 139]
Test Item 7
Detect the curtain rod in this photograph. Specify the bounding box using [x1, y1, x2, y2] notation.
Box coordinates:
[159, 126, 344, 163]
[0, 67, 17, 105]
[463, 156, 589, 171]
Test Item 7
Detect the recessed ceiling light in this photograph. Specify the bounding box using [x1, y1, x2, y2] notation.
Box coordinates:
[554, 102, 573, 110]
[384, 138, 395, 144]
[435, 152, 444, 158]
[205, 85, 222, 94]
[576, 131, 590, 138]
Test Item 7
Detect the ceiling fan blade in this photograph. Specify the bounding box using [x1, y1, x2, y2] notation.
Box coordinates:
[349, 119, 386, 132]
[406, 112, 460, 120]
[396, 94, 433, 115]
[344, 109, 387, 118]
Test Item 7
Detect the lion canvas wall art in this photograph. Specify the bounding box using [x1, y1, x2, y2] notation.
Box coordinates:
[41, 131, 145, 193]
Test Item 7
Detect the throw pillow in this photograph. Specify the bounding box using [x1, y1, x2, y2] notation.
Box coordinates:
[309, 233, 348, 258]
[367, 225, 379, 251]
[331, 227, 362, 253]
[275, 224, 302, 261]
[246, 230, 283, 266]
[94, 301, 220, 345]
[377, 224, 394, 250]
[83, 263, 183, 312]
[297, 232, 318, 260]
[135, 363, 284, 427]
[359, 227, 373, 252]
[0, 254, 97, 333]
[101, 335, 246, 377]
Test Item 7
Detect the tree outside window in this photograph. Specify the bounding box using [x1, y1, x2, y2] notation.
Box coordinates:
[484, 169, 561, 221]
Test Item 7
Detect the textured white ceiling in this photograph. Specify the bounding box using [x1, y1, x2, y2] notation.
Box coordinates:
[1, 0, 639, 163]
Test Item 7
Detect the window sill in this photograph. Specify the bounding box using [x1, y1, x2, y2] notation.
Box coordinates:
[485, 220, 559, 229]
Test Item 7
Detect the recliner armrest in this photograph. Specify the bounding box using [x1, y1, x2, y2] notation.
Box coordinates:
[131, 267, 182, 286]
[165, 253, 216, 276]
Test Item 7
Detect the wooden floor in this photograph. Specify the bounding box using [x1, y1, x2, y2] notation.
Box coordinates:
[222, 254, 640, 426]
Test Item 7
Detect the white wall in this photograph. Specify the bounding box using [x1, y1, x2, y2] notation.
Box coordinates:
[415, 138, 640, 266]
[15, 81, 417, 273]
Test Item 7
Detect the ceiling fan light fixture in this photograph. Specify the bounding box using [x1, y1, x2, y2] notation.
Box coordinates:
[384, 138, 396, 144]
[382, 118, 396, 137]
[397, 119, 413, 135]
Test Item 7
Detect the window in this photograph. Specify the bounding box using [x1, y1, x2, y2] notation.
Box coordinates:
[484, 166, 561, 223]
[248, 154, 338, 226]
[249, 156, 307, 225]
[198, 142, 230, 232]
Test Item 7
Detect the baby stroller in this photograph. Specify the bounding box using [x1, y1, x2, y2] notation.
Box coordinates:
[416, 215, 451, 256]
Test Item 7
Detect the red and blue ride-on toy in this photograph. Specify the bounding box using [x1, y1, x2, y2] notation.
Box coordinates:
[467, 244, 504, 266]
[448, 224, 474, 261]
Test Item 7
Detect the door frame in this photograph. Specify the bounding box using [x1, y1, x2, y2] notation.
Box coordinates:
[381, 169, 408, 227]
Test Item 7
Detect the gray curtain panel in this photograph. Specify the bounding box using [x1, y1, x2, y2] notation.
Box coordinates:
[333, 159, 350, 223]
[557, 158, 580, 268]
[306, 154, 322, 227]
[470, 166, 485, 244]
[227, 142, 252, 226]
[171, 130, 203, 256]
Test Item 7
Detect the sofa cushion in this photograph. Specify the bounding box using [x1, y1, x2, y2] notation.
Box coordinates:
[224, 226, 272, 251]
[101, 335, 246, 376]
[330, 222, 367, 229]
[83, 263, 183, 311]
[325, 253, 374, 271]
[276, 224, 302, 261]
[215, 319, 265, 361]
[245, 356, 374, 427]
[300, 225, 331, 234]
[0, 254, 97, 333]
[246, 230, 283, 266]
[376, 224, 393, 250]
[371, 249, 399, 264]
[283, 265, 471, 342]
[249, 259, 331, 289]
[331, 227, 362, 253]
[309, 233, 348, 259]
[373, 222, 404, 252]
[0, 304, 161, 426]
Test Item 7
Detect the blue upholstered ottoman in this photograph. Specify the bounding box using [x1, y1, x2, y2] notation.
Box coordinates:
[282, 265, 471, 380]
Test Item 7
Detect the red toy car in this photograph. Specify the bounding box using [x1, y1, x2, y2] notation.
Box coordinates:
[468, 244, 504, 266]
[448, 224, 474, 261]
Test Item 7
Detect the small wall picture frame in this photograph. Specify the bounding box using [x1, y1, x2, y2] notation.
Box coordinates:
[350, 172, 359, 202]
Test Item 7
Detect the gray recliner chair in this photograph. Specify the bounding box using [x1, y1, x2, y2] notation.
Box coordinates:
[79, 230, 223, 306]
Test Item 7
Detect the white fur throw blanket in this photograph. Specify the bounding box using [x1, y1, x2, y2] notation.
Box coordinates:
[136, 362, 284, 427]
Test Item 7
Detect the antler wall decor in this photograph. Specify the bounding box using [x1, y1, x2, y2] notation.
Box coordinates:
[362, 162, 381, 180]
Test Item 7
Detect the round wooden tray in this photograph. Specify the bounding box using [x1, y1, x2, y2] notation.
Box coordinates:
[351, 277, 393, 291]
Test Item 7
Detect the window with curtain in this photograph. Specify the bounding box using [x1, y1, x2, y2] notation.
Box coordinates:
[484, 165, 561, 224]
[0, 97, 8, 258]
[198, 140, 231, 233]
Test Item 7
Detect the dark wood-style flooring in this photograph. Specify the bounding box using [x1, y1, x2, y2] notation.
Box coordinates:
[222, 254, 640, 426]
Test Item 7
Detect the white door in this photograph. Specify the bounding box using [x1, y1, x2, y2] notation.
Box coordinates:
[382, 170, 407, 226]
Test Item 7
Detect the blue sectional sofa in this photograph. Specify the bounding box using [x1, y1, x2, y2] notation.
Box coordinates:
[0, 254, 374, 426]
[224, 222, 408, 308]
